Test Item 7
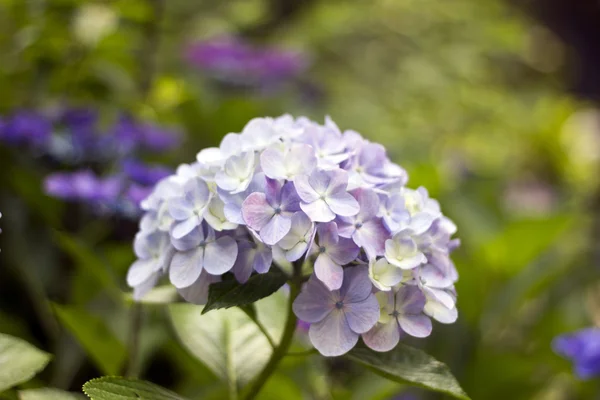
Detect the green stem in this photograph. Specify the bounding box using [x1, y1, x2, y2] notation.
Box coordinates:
[242, 307, 276, 349]
[124, 303, 143, 378]
[241, 264, 302, 400]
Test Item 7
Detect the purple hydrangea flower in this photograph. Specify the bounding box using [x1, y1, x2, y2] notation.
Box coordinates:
[293, 266, 379, 356]
[0, 111, 51, 147]
[232, 235, 273, 283]
[337, 188, 389, 258]
[362, 286, 432, 352]
[294, 169, 360, 222]
[553, 328, 600, 379]
[312, 222, 359, 291]
[127, 231, 174, 299]
[241, 179, 301, 245]
[169, 223, 238, 288]
[168, 177, 212, 240]
[278, 212, 315, 262]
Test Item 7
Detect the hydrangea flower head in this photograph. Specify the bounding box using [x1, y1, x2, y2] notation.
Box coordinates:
[126, 115, 460, 356]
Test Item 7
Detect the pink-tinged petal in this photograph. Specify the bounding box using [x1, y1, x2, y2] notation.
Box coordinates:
[309, 309, 359, 356]
[293, 275, 335, 323]
[127, 259, 155, 287]
[315, 253, 344, 290]
[280, 182, 301, 212]
[178, 271, 221, 305]
[327, 192, 360, 217]
[242, 192, 275, 231]
[253, 247, 272, 274]
[294, 174, 320, 202]
[203, 235, 238, 275]
[352, 188, 380, 220]
[353, 219, 388, 258]
[301, 199, 335, 222]
[339, 266, 373, 303]
[260, 147, 286, 179]
[396, 286, 426, 314]
[260, 214, 292, 245]
[325, 169, 349, 195]
[345, 294, 380, 333]
[171, 217, 201, 240]
[169, 248, 204, 289]
[398, 314, 432, 338]
[317, 222, 339, 247]
[419, 261, 454, 288]
[168, 197, 194, 221]
[328, 237, 360, 265]
[424, 301, 458, 324]
[285, 242, 309, 262]
[362, 320, 401, 352]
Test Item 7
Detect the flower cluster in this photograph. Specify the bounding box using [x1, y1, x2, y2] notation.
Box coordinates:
[186, 38, 308, 91]
[553, 328, 600, 379]
[127, 115, 460, 356]
[0, 108, 180, 217]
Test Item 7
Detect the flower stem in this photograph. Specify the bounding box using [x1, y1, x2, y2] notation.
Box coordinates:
[241, 263, 302, 400]
[242, 306, 276, 349]
[124, 303, 143, 378]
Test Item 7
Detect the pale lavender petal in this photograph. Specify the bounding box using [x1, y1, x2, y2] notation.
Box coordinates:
[169, 248, 204, 288]
[315, 253, 344, 291]
[422, 286, 456, 309]
[293, 275, 335, 323]
[260, 147, 286, 179]
[396, 286, 426, 314]
[260, 214, 291, 245]
[352, 219, 388, 257]
[362, 320, 400, 352]
[424, 301, 458, 324]
[168, 197, 194, 220]
[242, 192, 275, 230]
[186, 177, 211, 205]
[171, 216, 201, 240]
[317, 221, 339, 247]
[309, 170, 333, 195]
[280, 182, 301, 212]
[253, 247, 272, 273]
[178, 271, 221, 305]
[398, 314, 432, 338]
[223, 202, 245, 225]
[328, 237, 360, 265]
[336, 216, 355, 238]
[294, 174, 320, 202]
[265, 178, 283, 207]
[203, 235, 238, 275]
[327, 192, 360, 217]
[345, 294, 379, 333]
[126, 259, 155, 287]
[285, 242, 309, 262]
[325, 169, 349, 195]
[232, 243, 256, 284]
[170, 224, 204, 251]
[352, 188, 379, 220]
[339, 266, 373, 303]
[309, 309, 359, 356]
[419, 261, 454, 288]
[133, 273, 160, 301]
[300, 199, 335, 222]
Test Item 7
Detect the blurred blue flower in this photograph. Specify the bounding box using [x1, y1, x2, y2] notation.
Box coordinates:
[123, 159, 172, 186]
[0, 111, 51, 147]
[553, 327, 600, 379]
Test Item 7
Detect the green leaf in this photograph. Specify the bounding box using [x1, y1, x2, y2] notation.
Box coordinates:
[53, 305, 126, 375]
[168, 290, 286, 388]
[202, 267, 288, 314]
[124, 285, 178, 305]
[0, 333, 52, 393]
[346, 344, 470, 400]
[18, 388, 86, 399]
[83, 377, 187, 400]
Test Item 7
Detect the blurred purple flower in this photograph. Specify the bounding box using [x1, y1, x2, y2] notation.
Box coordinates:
[186, 37, 307, 87]
[0, 111, 51, 147]
[123, 159, 173, 186]
[553, 328, 600, 379]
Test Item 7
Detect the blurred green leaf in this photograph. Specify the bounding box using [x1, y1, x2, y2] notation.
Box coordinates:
[203, 267, 288, 314]
[347, 344, 469, 400]
[53, 305, 126, 375]
[0, 333, 51, 393]
[125, 285, 179, 305]
[18, 388, 85, 400]
[479, 215, 573, 273]
[255, 373, 302, 400]
[169, 290, 287, 388]
[83, 377, 187, 400]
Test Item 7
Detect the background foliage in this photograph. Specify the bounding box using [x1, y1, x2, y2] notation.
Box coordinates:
[1, 0, 599, 399]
